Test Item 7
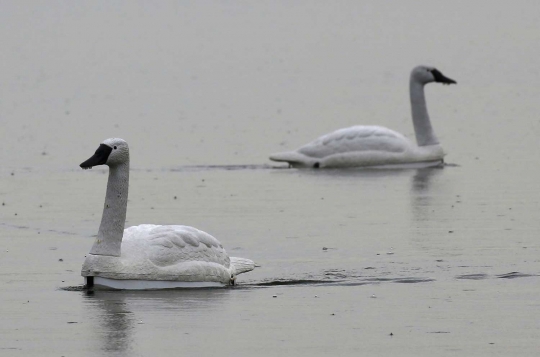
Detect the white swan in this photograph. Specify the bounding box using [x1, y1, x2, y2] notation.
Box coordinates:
[269, 65, 457, 168]
[79, 138, 255, 290]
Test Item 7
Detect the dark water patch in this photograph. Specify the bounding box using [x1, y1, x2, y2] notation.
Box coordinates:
[60, 285, 88, 292]
[246, 275, 434, 288]
[443, 162, 460, 167]
[496, 272, 536, 279]
[250, 279, 336, 287]
[333, 282, 373, 287]
[456, 274, 489, 280]
[241, 279, 376, 288]
[457, 265, 493, 268]
[324, 269, 350, 279]
[363, 277, 434, 284]
[455, 272, 537, 280]
[392, 277, 435, 284]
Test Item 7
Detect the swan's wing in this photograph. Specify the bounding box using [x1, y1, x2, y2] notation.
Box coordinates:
[124, 225, 231, 268]
[298, 125, 410, 158]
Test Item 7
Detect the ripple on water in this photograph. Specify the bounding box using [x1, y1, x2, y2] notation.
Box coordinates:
[455, 272, 537, 280]
[496, 272, 537, 279]
[244, 275, 435, 288]
[455, 274, 489, 280]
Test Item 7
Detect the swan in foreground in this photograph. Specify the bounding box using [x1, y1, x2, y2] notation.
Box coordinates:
[270, 65, 457, 168]
[79, 138, 255, 290]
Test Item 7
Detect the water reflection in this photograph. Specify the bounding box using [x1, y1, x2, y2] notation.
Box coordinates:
[82, 288, 231, 355]
[408, 167, 460, 256]
[411, 167, 443, 193]
[409, 167, 446, 221]
[84, 291, 134, 355]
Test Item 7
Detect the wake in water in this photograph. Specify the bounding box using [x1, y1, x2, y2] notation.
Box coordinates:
[456, 272, 537, 280]
[60, 270, 537, 292]
[234, 268, 437, 289]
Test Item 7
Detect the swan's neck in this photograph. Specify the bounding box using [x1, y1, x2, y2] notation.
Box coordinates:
[410, 81, 439, 147]
[90, 162, 129, 257]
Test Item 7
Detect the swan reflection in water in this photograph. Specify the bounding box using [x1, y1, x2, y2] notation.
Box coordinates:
[82, 288, 231, 355]
[408, 167, 460, 255]
[409, 167, 447, 221]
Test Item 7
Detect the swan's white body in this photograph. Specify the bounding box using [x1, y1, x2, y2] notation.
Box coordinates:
[80, 138, 254, 290]
[270, 66, 456, 169]
[82, 224, 254, 289]
[270, 125, 444, 169]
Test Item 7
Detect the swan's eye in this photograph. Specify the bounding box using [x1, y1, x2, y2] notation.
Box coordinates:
[114, 146, 117, 150]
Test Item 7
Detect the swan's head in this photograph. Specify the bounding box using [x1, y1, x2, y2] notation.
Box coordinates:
[411, 66, 457, 85]
[80, 138, 129, 169]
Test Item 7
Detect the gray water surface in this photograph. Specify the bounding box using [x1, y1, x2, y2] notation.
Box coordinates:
[1, 2, 540, 356]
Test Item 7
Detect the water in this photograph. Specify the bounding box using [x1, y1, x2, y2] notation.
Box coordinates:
[1, 1, 540, 356]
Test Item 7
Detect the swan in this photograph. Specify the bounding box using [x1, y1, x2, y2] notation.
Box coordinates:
[269, 65, 457, 168]
[79, 138, 255, 290]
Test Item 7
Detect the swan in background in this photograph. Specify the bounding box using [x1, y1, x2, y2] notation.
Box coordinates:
[79, 138, 255, 290]
[269, 65, 457, 168]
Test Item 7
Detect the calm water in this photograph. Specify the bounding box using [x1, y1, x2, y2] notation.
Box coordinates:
[1, 2, 540, 356]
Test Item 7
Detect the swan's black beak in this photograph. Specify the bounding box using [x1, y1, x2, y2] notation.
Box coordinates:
[431, 69, 457, 85]
[80, 144, 113, 169]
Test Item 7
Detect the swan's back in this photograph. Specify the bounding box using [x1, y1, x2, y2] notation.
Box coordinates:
[123, 224, 231, 268]
[299, 125, 409, 158]
[269, 125, 415, 167]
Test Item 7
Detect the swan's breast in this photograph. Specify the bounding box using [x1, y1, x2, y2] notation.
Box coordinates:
[123, 225, 230, 268]
[299, 125, 411, 158]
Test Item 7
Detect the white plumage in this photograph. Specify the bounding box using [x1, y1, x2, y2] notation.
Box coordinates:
[80, 138, 254, 289]
[270, 125, 444, 168]
[270, 65, 456, 168]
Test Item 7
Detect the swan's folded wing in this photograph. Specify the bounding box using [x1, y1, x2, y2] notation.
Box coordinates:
[298, 125, 409, 158]
[144, 225, 231, 268]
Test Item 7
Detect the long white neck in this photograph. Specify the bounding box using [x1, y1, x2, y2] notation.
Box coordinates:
[410, 80, 439, 146]
[90, 161, 129, 256]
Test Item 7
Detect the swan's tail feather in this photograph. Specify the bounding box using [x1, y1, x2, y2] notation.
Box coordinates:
[230, 257, 255, 275]
[269, 151, 306, 165]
